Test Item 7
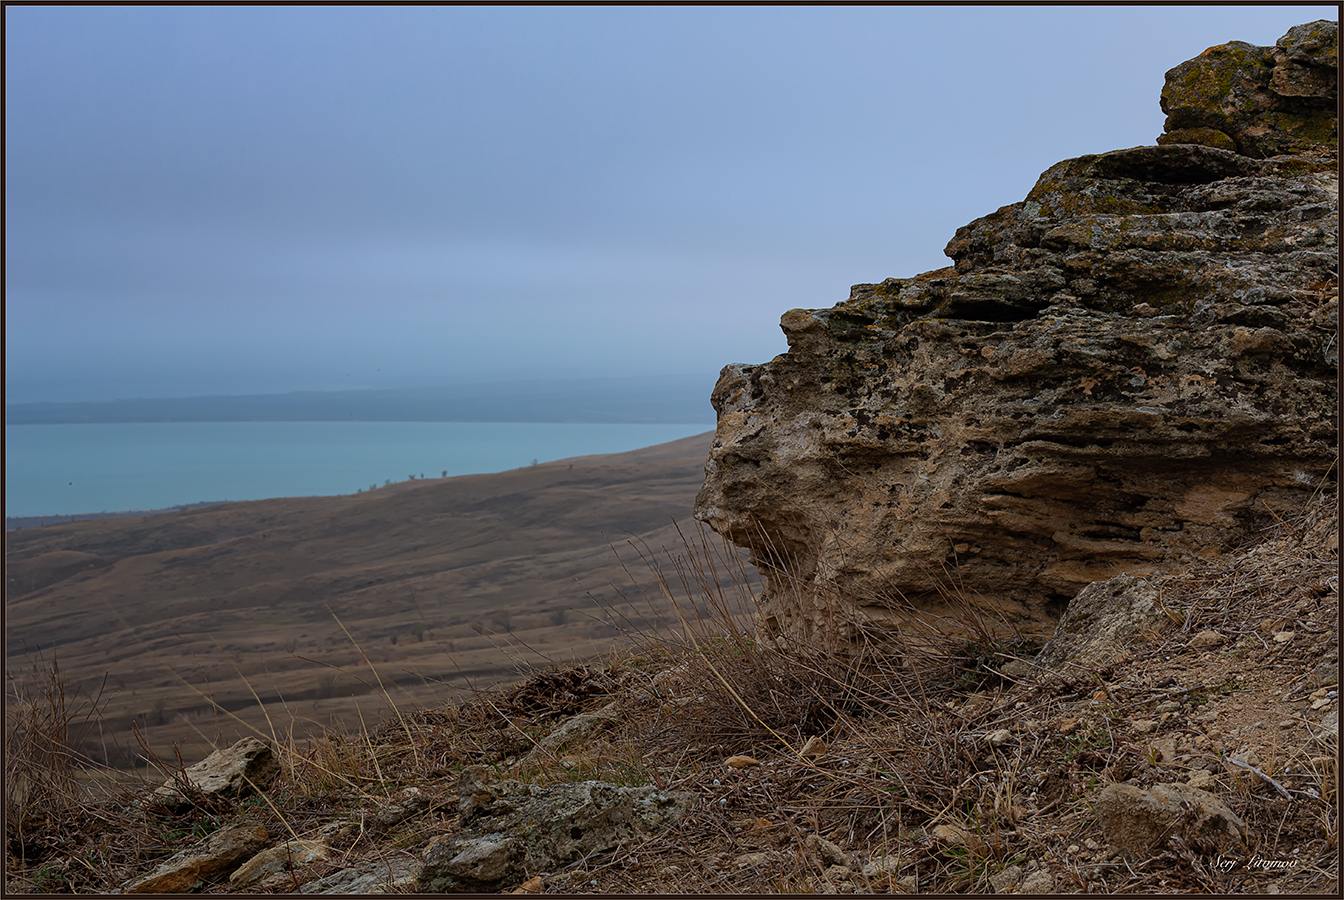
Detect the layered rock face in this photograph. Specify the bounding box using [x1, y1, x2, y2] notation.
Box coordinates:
[694, 22, 1338, 645]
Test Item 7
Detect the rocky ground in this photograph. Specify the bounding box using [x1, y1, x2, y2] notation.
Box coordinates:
[5, 490, 1335, 894]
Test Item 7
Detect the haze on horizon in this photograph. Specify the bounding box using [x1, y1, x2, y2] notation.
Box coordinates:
[6, 5, 1330, 405]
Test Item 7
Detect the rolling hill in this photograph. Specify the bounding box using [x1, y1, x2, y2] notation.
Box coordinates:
[5, 431, 752, 767]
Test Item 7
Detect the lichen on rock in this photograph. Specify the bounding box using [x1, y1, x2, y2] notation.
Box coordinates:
[693, 22, 1337, 648]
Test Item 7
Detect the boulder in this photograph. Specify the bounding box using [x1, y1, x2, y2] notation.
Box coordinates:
[1159, 20, 1337, 157]
[152, 736, 280, 809]
[418, 766, 695, 892]
[693, 22, 1337, 648]
[1034, 574, 1170, 671]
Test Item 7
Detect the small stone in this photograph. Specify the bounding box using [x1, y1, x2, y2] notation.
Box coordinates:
[931, 824, 986, 854]
[1020, 869, 1055, 893]
[374, 786, 431, 828]
[733, 851, 774, 869]
[1278, 719, 1296, 730]
[1273, 631, 1295, 643]
[989, 864, 1023, 892]
[1187, 769, 1218, 790]
[862, 855, 902, 877]
[1309, 658, 1338, 688]
[300, 858, 421, 894]
[805, 834, 850, 868]
[1310, 687, 1332, 702]
[725, 755, 761, 769]
[1189, 630, 1225, 649]
[1132, 719, 1159, 734]
[1312, 698, 1333, 710]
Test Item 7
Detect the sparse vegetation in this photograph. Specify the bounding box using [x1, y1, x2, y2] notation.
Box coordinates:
[3, 491, 1336, 893]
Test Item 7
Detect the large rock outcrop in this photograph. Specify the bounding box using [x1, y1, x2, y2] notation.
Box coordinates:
[694, 22, 1337, 645]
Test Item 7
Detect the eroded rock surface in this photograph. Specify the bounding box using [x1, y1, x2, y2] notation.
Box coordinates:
[694, 22, 1337, 645]
[417, 766, 695, 892]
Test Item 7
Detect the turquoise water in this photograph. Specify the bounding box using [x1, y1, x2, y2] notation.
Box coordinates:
[5, 421, 713, 518]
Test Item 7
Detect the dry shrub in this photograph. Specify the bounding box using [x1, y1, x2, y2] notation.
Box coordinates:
[601, 521, 1036, 760]
[4, 657, 108, 865]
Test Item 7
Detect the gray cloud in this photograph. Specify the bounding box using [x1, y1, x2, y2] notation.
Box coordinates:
[6, 5, 1329, 401]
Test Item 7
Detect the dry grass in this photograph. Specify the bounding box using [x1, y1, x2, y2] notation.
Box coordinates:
[4, 493, 1338, 894]
[4, 657, 104, 863]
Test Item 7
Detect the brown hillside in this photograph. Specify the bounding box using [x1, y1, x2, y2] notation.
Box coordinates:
[5, 431, 741, 767]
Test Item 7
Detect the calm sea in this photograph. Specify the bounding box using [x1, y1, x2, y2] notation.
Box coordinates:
[5, 421, 713, 519]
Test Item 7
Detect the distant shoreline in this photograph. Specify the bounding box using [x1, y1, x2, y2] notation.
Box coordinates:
[5, 428, 717, 530]
[5, 501, 232, 531]
[6, 376, 716, 425]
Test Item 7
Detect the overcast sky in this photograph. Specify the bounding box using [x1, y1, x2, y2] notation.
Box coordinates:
[6, 5, 1333, 403]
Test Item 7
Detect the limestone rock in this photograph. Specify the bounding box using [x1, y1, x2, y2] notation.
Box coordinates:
[123, 824, 268, 893]
[929, 824, 986, 854]
[152, 736, 279, 809]
[521, 702, 621, 766]
[372, 786, 433, 828]
[988, 863, 1023, 892]
[1035, 575, 1170, 670]
[1159, 20, 1336, 157]
[1095, 782, 1246, 858]
[805, 833, 850, 868]
[299, 858, 421, 894]
[229, 839, 329, 889]
[1189, 629, 1226, 649]
[418, 770, 695, 892]
[1020, 869, 1056, 893]
[799, 736, 827, 758]
[693, 22, 1337, 648]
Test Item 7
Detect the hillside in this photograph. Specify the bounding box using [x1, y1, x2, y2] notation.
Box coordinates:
[6, 432, 742, 767]
[5, 490, 1336, 894]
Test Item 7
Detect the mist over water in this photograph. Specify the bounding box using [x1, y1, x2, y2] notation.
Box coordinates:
[5, 421, 711, 519]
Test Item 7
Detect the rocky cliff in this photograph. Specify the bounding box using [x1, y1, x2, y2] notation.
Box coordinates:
[694, 21, 1338, 645]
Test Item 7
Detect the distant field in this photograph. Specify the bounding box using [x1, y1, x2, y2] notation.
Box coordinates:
[5, 431, 758, 768]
